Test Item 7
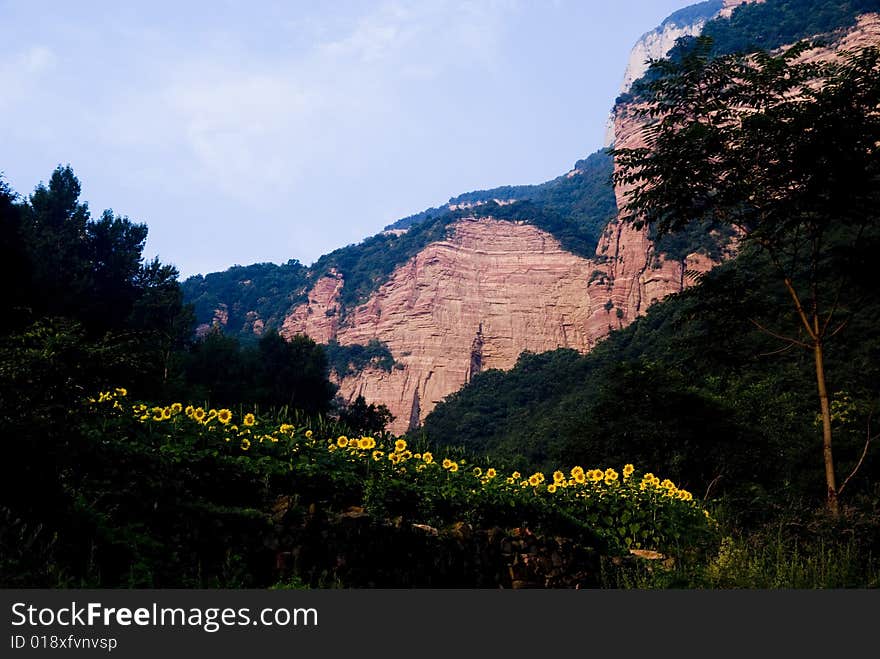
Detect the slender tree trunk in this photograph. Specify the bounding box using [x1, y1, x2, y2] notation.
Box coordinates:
[813, 340, 839, 516]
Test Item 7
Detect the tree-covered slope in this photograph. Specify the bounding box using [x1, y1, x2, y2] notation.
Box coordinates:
[623, 0, 880, 102]
[181, 260, 309, 338]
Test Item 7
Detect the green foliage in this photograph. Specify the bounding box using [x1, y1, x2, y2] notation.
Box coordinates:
[649, 219, 736, 264]
[181, 329, 336, 414]
[324, 338, 396, 378]
[624, 0, 880, 102]
[615, 41, 880, 512]
[1, 166, 195, 390]
[0, 176, 31, 320]
[689, 0, 878, 56]
[181, 260, 309, 338]
[338, 395, 395, 434]
[602, 503, 880, 589]
[660, 1, 723, 30]
[312, 212, 453, 312]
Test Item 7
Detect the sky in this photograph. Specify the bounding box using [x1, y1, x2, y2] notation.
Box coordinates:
[1, 0, 689, 278]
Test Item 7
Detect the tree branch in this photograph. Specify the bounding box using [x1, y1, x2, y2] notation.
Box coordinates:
[749, 318, 812, 349]
[837, 411, 878, 498]
[782, 277, 819, 341]
[704, 474, 723, 501]
[827, 319, 850, 340]
[758, 342, 797, 357]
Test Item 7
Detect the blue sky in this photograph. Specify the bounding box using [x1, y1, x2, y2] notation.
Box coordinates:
[1, 0, 688, 278]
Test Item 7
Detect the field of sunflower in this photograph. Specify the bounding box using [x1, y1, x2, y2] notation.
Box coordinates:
[62, 388, 715, 587]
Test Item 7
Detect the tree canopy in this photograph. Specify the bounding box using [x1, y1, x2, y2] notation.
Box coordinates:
[612, 41, 880, 513]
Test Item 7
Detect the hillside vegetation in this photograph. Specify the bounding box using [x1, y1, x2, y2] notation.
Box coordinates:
[623, 0, 880, 102]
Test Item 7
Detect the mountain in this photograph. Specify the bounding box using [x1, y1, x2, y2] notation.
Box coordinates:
[181, 0, 878, 434]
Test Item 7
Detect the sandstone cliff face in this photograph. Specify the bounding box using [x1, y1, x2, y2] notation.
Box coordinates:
[282, 7, 877, 435]
[282, 211, 718, 433]
[280, 269, 343, 345]
[283, 219, 600, 432]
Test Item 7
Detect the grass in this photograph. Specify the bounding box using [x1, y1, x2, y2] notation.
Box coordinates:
[600, 519, 880, 589]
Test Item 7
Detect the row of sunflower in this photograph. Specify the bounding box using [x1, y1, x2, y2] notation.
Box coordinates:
[87, 389, 713, 551]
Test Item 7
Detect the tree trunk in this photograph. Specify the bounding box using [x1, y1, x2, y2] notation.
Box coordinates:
[813, 340, 839, 516]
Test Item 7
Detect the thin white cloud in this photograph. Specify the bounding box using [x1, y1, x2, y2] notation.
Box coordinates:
[0, 46, 57, 111]
[90, 0, 520, 205]
[20, 46, 57, 74]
